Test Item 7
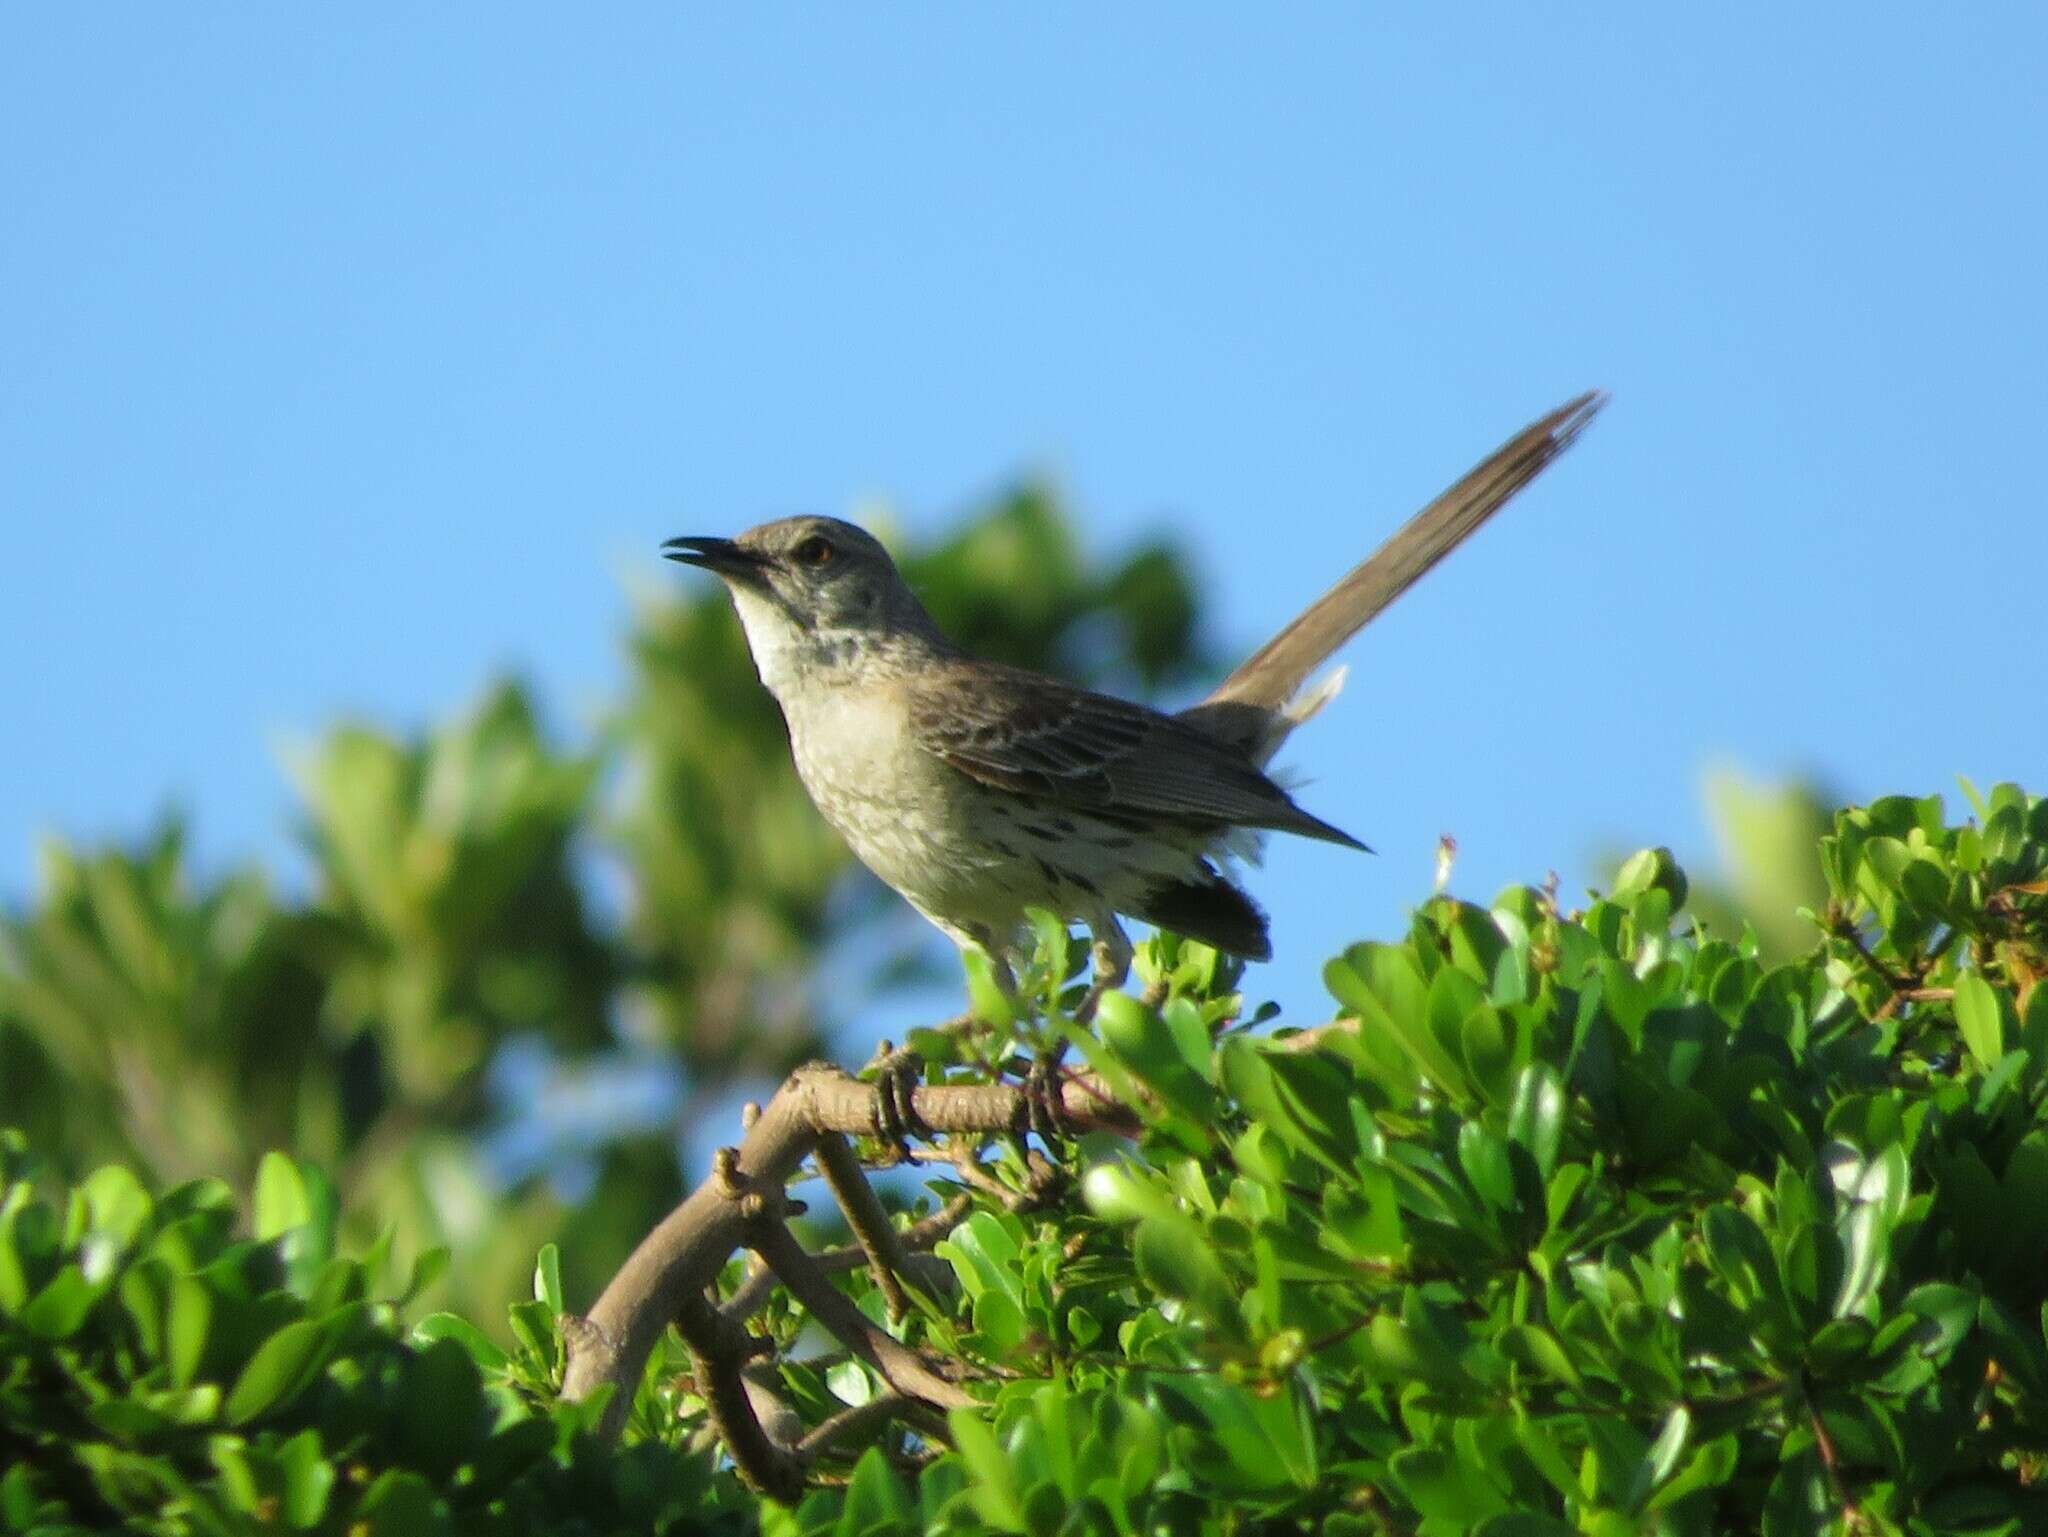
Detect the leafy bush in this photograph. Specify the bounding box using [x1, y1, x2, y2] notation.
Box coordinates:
[6, 783, 2045, 1534]
[735, 783, 2048, 1536]
[0, 1137, 740, 1534]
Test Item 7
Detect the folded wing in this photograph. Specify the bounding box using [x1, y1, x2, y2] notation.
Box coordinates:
[908, 660, 1366, 850]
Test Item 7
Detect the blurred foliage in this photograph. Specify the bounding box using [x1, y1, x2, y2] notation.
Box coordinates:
[1690, 767, 1838, 964]
[0, 487, 1205, 1324]
[0, 1135, 737, 1533]
[6, 785, 2046, 1533]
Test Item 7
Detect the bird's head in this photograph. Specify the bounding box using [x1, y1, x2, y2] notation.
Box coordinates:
[663, 516, 944, 694]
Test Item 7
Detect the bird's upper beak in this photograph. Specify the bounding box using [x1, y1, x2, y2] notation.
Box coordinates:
[662, 535, 769, 583]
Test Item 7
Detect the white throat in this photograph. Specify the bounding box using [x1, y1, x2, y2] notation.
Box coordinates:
[726, 586, 813, 698]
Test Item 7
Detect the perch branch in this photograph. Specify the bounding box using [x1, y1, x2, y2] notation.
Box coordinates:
[561, 1059, 1136, 1443]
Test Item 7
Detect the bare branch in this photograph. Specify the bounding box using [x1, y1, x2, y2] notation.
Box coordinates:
[740, 1360, 808, 1453]
[796, 1390, 920, 1461]
[677, 1297, 801, 1501]
[561, 1060, 1132, 1441]
[814, 1131, 920, 1321]
[749, 1220, 979, 1411]
[720, 1200, 965, 1323]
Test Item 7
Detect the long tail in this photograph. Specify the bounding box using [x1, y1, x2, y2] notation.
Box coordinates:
[1179, 390, 1606, 761]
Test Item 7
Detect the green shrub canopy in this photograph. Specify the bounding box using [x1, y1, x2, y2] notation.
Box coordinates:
[4, 784, 2046, 1535]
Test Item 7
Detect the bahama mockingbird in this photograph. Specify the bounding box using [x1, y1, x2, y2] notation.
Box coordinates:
[665, 391, 1603, 1018]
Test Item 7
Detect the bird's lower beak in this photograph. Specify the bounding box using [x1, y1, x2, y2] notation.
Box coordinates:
[662, 536, 768, 582]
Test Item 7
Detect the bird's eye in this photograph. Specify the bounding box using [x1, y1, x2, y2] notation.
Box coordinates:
[792, 535, 836, 568]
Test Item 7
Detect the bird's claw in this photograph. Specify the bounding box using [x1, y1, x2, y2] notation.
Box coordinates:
[1072, 978, 1113, 1024]
[861, 1039, 926, 1160]
[1072, 930, 1132, 1024]
[1021, 1038, 1070, 1149]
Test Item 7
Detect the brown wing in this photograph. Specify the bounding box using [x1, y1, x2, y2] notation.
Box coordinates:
[906, 659, 1367, 850]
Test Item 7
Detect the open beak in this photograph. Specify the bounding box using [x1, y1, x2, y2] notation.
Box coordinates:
[662, 535, 768, 581]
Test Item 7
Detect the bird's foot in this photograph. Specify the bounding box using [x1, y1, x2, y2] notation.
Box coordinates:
[860, 1039, 927, 1160]
[1072, 977, 1114, 1025]
[1020, 1037, 1071, 1149]
[1072, 928, 1133, 1025]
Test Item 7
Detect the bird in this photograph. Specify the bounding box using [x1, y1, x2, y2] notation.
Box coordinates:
[665, 391, 1603, 1016]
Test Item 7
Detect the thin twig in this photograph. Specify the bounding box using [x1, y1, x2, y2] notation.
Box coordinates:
[748, 1220, 979, 1410]
[795, 1391, 922, 1461]
[676, 1295, 801, 1501]
[720, 1192, 972, 1322]
[814, 1131, 920, 1321]
[739, 1359, 807, 1454]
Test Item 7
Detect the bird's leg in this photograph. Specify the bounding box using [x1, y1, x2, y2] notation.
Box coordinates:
[1074, 918, 1133, 1025]
[859, 1038, 926, 1161]
[941, 919, 1017, 1022]
[985, 948, 1020, 1003]
[1026, 916, 1131, 1145]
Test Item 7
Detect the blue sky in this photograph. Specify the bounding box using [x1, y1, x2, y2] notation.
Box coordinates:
[5, 9, 2044, 1032]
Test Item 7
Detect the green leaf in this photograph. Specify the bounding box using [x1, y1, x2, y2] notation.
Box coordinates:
[1832, 1201, 1890, 1319]
[532, 1242, 563, 1314]
[275, 1429, 334, 1529]
[254, 1153, 338, 1285]
[1618, 845, 1689, 906]
[354, 1468, 450, 1537]
[1701, 1204, 1796, 1353]
[1322, 1168, 1404, 1260]
[21, 1265, 102, 1339]
[1156, 1375, 1298, 1492]
[1245, 1380, 1318, 1487]
[1460, 999, 1521, 1105]
[1096, 989, 1214, 1126]
[505, 1298, 559, 1378]
[167, 1274, 213, 1387]
[1507, 1062, 1565, 1177]
[1441, 899, 1510, 983]
[225, 1307, 357, 1424]
[1132, 1213, 1242, 1341]
[412, 1311, 510, 1371]
[1362, 1313, 1467, 1390]
[1024, 906, 1072, 996]
[1328, 942, 1463, 1092]
[962, 949, 1016, 1028]
[210, 1436, 264, 1514]
[1474, 1517, 1578, 1537]
[949, 1408, 1024, 1529]
[842, 1447, 914, 1527]
[1388, 1445, 1511, 1525]
[1079, 1162, 1177, 1225]
[1645, 1434, 1740, 1513]
[397, 1245, 449, 1307]
[399, 1338, 484, 1476]
[1456, 1122, 1518, 1213]
[1628, 1406, 1690, 1510]
[253, 1152, 312, 1243]
[79, 1164, 153, 1251]
[1218, 1040, 1358, 1173]
[1953, 972, 2009, 1070]
[1498, 1323, 1582, 1386]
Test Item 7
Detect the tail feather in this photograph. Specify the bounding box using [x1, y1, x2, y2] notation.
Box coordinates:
[1135, 865, 1272, 961]
[1180, 391, 1604, 758]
